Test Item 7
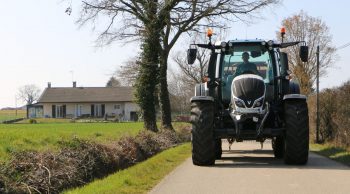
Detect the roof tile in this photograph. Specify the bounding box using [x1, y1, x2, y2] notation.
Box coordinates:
[38, 87, 134, 103]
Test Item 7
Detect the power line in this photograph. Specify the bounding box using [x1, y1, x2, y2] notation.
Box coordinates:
[337, 42, 350, 50]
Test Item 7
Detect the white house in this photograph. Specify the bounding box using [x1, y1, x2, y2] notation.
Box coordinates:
[30, 82, 139, 121]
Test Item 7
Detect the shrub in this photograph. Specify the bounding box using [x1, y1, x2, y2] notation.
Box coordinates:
[0, 129, 187, 194]
[29, 119, 37, 124]
[308, 80, 350, 146]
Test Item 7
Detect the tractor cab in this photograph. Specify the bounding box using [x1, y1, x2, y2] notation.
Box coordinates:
[219, 40, 274, 105]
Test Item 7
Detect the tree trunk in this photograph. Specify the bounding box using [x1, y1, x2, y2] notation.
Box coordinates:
[136, 40, 159, 132]
[159, 50, 174, 130]
[135, 1, 160, 132]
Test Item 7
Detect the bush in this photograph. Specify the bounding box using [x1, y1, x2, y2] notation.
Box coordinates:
[308, 80, 350, 147]
[29, 119, 37, 124]
[0, 129, 185, 194]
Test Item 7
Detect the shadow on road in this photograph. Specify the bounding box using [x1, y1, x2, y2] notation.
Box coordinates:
[213, 149, 349, 170]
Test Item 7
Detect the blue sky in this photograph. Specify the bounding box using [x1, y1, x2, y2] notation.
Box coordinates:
[0, 0, 349, 108]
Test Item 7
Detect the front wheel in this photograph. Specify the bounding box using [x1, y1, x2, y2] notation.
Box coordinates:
[283, 100, 309, 165]
[191, 101, 216, 166]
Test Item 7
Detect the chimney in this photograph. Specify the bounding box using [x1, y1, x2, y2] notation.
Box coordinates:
[48, 82, 51, 88]
[73, 81, 76, 88]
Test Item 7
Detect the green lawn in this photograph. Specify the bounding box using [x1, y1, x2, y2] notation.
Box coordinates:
[65, 143, 191, 194]
[310, 143, 350, 166]
[0, 110, 26, 122]
[17, 118, 72, 124]
[0, 122, 143, 161]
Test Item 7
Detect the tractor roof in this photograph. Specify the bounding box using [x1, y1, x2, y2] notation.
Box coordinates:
[214, 39, 272, 47]
[227, 39, 266, 43]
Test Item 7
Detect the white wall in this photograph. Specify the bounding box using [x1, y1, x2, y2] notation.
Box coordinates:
[43, 103, 53, 117]
[41, 102, 139, 120]
[105, 103, 123, 116]
[124, 102, 140, 120]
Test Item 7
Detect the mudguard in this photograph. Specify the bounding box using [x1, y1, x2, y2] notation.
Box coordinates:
[283, 94, 307, 101]
[190, 96, 214, 102]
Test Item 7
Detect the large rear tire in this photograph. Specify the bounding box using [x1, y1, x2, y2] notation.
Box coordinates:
[283, 100, 309, 165]
[272, 136, 284, 158]
[191, 101, 215, 166]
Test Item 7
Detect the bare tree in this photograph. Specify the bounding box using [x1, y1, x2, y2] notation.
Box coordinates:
[172, 34, 212, 85]
[168, 70, 193, 114]
[277, 11, 337, 95]
[114, 57, 140, 86]
[18, 85, 41, 105]
[169, 32, 215, 111]
[169, 35, 211, 116]
[106, 76, 121, 87]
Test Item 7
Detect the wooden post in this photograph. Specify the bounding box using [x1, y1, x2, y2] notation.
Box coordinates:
[316, 45, 320, 143]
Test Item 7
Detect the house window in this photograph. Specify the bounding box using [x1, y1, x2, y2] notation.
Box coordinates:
[114, 104, 120, 109]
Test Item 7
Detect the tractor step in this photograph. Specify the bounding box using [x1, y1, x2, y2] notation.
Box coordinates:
[214, 127, 285, 139]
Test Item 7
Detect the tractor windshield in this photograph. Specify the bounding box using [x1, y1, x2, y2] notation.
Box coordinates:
[221, 44, 273, 102]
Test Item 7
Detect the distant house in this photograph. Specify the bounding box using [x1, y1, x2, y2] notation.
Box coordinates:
[28, 82, 139, 121]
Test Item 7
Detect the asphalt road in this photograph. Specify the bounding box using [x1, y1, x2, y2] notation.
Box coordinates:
[150, 141, 350, 194]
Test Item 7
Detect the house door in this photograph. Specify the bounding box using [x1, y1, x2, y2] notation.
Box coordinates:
[130, 112, 138, 121]
[91, 104, 105, 117]
[75, 105, 83, 117]
[55, 105, 66, 118]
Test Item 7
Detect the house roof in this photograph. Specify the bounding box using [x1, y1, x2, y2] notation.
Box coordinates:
[38, 87, 134, 103]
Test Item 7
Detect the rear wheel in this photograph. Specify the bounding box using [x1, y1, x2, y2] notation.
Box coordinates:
[272, 136, 284, 158]
[191, 101, 216, 166]
[283, 100, 309, 165]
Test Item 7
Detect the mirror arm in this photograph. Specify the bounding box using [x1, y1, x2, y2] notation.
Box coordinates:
[194, 43, 220, 50]
[274, 41, 306, 48]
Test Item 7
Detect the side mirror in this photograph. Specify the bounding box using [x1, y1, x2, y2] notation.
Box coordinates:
[187, 45, 197, 65]
[280, 52, 289, 76]
[300, 45, 308, 62]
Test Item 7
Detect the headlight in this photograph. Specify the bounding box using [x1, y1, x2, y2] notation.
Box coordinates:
[235, 100, 245, 108]
[267, 40, 274, 46]
[221, 42, 227, 48]
[254, 98, 264, 108]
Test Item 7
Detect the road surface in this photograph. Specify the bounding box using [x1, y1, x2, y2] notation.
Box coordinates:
[150, 141, 350, 194]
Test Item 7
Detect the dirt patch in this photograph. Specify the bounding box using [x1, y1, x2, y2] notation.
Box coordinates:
[0, 129, 190, 194]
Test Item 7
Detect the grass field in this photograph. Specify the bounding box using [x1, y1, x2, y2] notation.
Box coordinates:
[0, 122, 143, 162]
[0, 110, 26, 122]
[65, 143, 191, 194]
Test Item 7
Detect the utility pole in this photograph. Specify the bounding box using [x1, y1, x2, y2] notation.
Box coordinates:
[316, 45, 320, 143]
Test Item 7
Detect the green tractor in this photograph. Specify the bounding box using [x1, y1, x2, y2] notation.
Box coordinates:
[188, 30, 309, 166]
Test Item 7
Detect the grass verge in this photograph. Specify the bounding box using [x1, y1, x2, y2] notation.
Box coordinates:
[0, 122, 143, 162]
[65, 143, 191, 194]
[310, 143, 350, 166]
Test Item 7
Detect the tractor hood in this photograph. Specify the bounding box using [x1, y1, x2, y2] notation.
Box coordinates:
[231, 74, 265, 108]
